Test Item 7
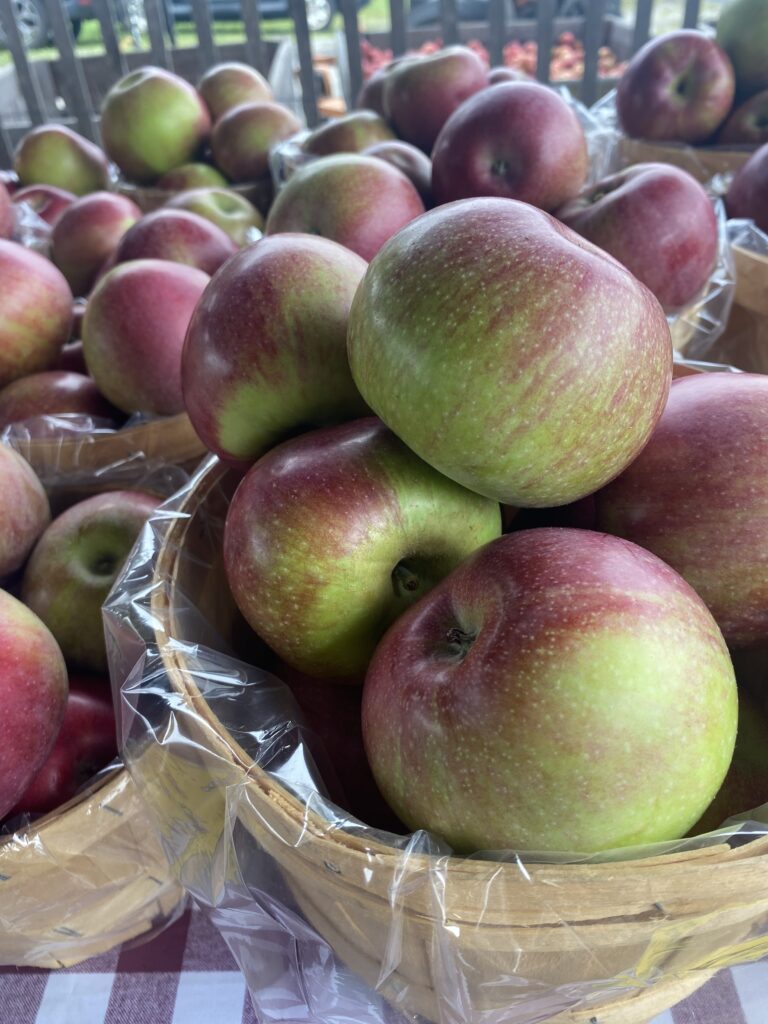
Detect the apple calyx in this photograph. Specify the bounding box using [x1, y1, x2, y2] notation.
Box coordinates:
[392, 561, 422, 595]
[443, 626, 476, 660]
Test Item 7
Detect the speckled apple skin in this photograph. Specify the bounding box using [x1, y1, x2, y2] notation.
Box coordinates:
[114, 209, 238, 276]
[0, 444, 50, 578]
[304, 111, 395, 156]
[347, 198, 672, 508]
[211, 102, 301, 183]
[0, 588, 68, 818]
[431, 82, 588, 211]
[595, 373, 768, 650]
[83, 259, 209, 416]
[556, 163, 718, 311]
[224, 418, 501, 679]
[51, 192, 141, 299]
[362, 528, 737, 854]
[265, 154, 426, 263]
[21, 490, 160, 672]
[182, 234, 369, 462]
[383, 46, 487, 154]
[0, 240, 73, 388]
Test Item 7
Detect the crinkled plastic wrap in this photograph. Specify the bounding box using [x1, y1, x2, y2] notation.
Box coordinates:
[11, 199, 52, 253]
[106, 454, 768, 1024]
[0, 441, 188, 968]
[690, 220, 768, 370]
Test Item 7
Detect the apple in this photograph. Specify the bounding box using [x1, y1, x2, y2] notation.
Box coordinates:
[0, 589, 68, 819]
[355, 67, 389, 117]
[0, 239, 73, 388]
[50, 192, 141, 299]
[198, 62, 273, 122]
[0, 371, 118, 428]
[182, 234, 368, 462]
[361, 140, 433, 206]
[224, 417, 501, 679]
[83, 259, 209, 416]
[347, 198, 672, 508]
[13, 124, 110, 196]
[431, 81, 588, 211]
[362, 528, 738, 853]
[594, 373, 768, 650]
[383, 46, 487, 153]
[100, 66, 211, 184]
[555, 163, 718, 311]
[717, 0, 768, 98]
[154, 163, 228, 190]
[725, 141, 768, 232]
[0, 443, 50, 578]
[265, 154, 425, 262]
[113, 208, 238, 275]
[165, 187, 264, 245]
[487, 65, 532, 84]
[303, 111, 395, 156]
[55, 342, 88, 376]
[616, 30, 735, 143]
[273, 659, 406, 831]
[0, 180, 12, 238]
[12, 184, 76, 227]
[692, 689, 768, 834]
[717, 89, 768, 145]
[211, 102, 302, 184]
[8, 676, 117, 818]
[22, 490, 160, 672]
[0, 169, 20, 195]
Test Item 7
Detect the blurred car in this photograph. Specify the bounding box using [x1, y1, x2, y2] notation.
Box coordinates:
[408, 0, 620, 26]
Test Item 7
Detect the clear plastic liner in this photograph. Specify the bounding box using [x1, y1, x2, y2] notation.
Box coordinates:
[0, 439, 188, 968]
[11, 198, 52, 253]
[106, 454, 768, 1024]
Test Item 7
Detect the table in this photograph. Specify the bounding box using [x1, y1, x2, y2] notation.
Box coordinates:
[2, 907, 766, 1024]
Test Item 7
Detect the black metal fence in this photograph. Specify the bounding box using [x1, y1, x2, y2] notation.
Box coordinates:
[0, 0, 705, 167]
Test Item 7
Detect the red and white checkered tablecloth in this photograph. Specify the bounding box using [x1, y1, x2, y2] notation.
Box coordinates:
[2, 907, 766, 1024]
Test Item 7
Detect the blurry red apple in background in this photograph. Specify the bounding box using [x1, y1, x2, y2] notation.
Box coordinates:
[486, 65, 531, 84]
[51, 192, 141, 298]
[556, 163, 718, 310]
[0, 588, 68, 819]
[716, 0, 768, 98]
[166, 186, 264, 245]
[154, 162, 228, 190]
[12, 184, 76, 227]
[265, 154, 425, 262]
[362, 529, 737, 853]
[0, 239, 73, 388]
[617, 30, 735, 143]
[594, 373, 768, 649]
[100, 66, 211, 183]
[22, 490, 160, 672]
[432, 81, 587, 210]
[13, 124, 110, 196]
[347, 198, 672, 508]
[8, 677, 117, 818]
[182, 234, 368, 463]
[717, 90, 768, 145]
[211, 101, 302, 183]
[355, 66, 389, 117]
[0, 371, 118, 429]
[362, 140, 433, 205]
[303, 110, 395, 156]
[83, 259, 209, 416]
[113, 208, 238, 275]
[725, 142, 768, 232]
[224, 417, 501, 679]
[0, 444, 50, 578]
[198, 61, 273, 122]
[383, 45, 486, 153]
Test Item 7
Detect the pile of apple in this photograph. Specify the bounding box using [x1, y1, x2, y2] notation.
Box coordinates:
[616, 0, 768, 148]
[0, 444, 159, 827]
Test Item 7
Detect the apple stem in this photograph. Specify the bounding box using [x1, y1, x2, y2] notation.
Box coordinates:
[392, 563, 421, 595]
[445, 626, 476, 660]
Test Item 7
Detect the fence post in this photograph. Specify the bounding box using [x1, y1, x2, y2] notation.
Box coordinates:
[289, 0, 320, 126]
[44, 0, 97, 139]
[0, 0, 48, 124]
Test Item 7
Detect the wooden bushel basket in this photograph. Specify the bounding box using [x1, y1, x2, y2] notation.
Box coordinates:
[704, 245, 768, 372]
[0, 768, 184, 968]
[148, 457, 768, 1024]
[617, 137, 753, 185]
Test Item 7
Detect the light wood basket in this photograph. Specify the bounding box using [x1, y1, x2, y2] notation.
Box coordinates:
[702, 245, 768, 372]
[8, 411, 207, 481]
[146, 457, 768, 1024]
[617, 137, 753, 185]
[0, 768, 184, 968]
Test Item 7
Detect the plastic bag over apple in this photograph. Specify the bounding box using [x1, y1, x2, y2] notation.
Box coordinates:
[105, 453, 768, 1024]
